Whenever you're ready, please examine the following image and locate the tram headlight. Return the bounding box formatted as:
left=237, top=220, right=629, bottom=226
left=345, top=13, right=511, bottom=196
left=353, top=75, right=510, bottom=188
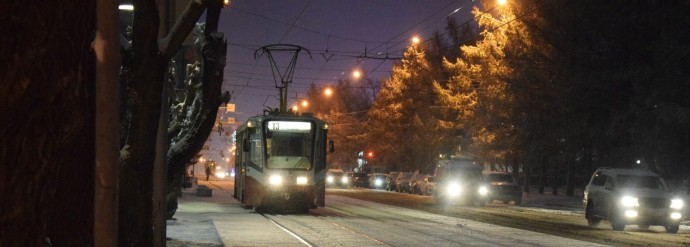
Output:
left=269, top=175, right=283, bottom=185
left=296, top=176, right=308, bottom=185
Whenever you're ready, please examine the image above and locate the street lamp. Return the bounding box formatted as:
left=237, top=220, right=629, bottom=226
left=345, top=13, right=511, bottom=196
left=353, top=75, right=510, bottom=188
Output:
left=497, top=0, right=507, bottom=6
left=324, top=87, right=333, bottom=96
left=301, top=100, right=308, bottom=108
left=411, top=36, right=421, bottom=45
left=118, top=4, right=134, bottom=11
left=352, top=70, right=361, bottom=79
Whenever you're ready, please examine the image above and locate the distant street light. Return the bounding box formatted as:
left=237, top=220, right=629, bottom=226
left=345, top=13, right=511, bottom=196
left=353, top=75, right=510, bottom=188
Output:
left=497, top=0, right=507, bottom=5
left=301, top=100, right=308, bottom=108
left=324, top=88, right=333, bottom=96
left=411, top=36, right=421, bottom=45
left=292, top=105, right=299, bottom=112
left=352, top=70, right=361, bottom=79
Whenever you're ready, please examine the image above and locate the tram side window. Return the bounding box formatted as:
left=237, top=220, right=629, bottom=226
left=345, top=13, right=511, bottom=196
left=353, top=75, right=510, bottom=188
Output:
left=250, top=137, right=263, bottom=167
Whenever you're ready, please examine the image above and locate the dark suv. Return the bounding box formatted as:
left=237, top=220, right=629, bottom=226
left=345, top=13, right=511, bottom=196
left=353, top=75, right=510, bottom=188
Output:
left=583, top=167, right=684, bottom=233
left=351, top=172, right=370, bottom=188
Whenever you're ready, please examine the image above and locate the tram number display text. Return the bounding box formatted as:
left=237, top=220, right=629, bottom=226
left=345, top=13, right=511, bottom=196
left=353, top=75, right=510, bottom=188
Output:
left=267, top=121, right=311, bottom=132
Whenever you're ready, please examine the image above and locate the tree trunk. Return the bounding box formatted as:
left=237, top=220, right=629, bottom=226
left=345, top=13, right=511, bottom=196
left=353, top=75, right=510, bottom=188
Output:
left=566, top=154, right=575, bottom=196
left=0, top=1, right=95, bottom=245
left=552, top=161, right=558, bottom=195
left=119, top=0, right=166, bottom=245
left=166, top=27, right=229, bottom=218
left=538, top=154, right=546, bottom=194
left=94, top=0, right=122, bottom=245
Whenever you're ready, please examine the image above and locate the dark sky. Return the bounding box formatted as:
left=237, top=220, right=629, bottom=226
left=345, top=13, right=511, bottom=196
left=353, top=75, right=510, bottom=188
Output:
left=218, top=0, right=476, bottom=123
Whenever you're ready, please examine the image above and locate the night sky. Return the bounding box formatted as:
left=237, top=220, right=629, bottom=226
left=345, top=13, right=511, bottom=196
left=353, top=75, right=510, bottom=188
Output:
left=217, top=0, right=476, bottom=123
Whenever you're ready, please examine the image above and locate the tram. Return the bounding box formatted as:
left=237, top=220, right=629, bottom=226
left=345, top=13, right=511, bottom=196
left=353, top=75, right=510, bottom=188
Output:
left=234, top=112, right=332, bottom=212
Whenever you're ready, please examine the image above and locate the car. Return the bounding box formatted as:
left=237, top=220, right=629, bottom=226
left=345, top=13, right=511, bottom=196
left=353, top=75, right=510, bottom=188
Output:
left=583, top=167, right=685, bottom=233
left=369, top=173, right=388, bottom=190
left=386, top=171, right=400, bottom=191
left=408, top=173, right=428, bottom=194
left=433, top=158, right=489, bottom=206
left=326, top=169, right=350, bottom=188
left=484, top=172, right=522, bottom=205
left=351, top=172, right=370, bottom=188
left=417, top=175, right=435, bottom=195
left=396, top=172, right=414, bottom=193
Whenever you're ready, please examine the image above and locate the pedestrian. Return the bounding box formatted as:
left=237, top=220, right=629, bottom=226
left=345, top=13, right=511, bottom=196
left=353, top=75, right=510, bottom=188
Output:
left=205, top=166, right=211, bottom=181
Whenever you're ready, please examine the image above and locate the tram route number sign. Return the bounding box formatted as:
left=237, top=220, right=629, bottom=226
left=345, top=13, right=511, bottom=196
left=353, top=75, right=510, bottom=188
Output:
left=267, top=121, right=311, bottom=132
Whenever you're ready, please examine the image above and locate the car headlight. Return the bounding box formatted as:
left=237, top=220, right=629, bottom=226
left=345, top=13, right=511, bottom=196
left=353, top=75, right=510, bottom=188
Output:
left=341, top=177, right=349, bottom=184
left=620, top=196, right=639, bottom=207
left=447, top=183, right=461, bottom=197
left=216, top=172, right=226, bottom=178
left=670, top=198, right=684, bottom=210
left=478, top=186, right=488, bottom=196
left=375, top=179, right=383, bottom=186
left=269, top=175, right=283, bottom=185
left=327, top=176, right=334, bottom=183
left=296, top=176, right=308, bottom=185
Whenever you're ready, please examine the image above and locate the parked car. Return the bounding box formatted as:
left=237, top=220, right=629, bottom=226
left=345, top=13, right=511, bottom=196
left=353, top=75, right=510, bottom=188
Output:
left=484, top=172, right=522, bottom=205
left=396, top=172, right=414, bottom=193
left=386, top=171, right=400, bottom=191
left=369, top=173, right=388, bottom=190
left=326, top=169, right=349, bottom=188
left=408, top=173, right=427, bottom=194
left=351, top=172, right=370, bottom=188
left=583, top=167, right=684, bottom=233
left=417, top=175, right=435, bottom=195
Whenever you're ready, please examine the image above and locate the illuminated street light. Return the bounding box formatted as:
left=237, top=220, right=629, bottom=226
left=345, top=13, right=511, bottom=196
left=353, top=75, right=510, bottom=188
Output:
left=352, top=70, right=361, bottom=79
left=118, top=4, right=134, bottom=11
left=292, top=105, right=299, bottom=112
left=223, top=0, right=230, bottom=6
left=497, top=0, right=507, bottom=5
left=301, top=100, right=308, bottom=108
left=324, top=88, right=333, bottom=96
left=411, top=36, right=421, bottom=44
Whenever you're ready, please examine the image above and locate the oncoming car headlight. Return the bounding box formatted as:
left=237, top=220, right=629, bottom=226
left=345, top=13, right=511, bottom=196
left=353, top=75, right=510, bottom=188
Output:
left=375, top=179, right=383, bottom=187
left=269, top=175, right=283, bottom=185
left=478, top=186, right=488, bottom=196
left=341, top=177, right=349, bottom=184
left=447, top=183, right=461, bottom=197
left=296, top=176, right=308, bottom=185
left=670, top=198, right=684, bottom=210
left=620, top=196, right=639, bottom=208
left=327, top=175, right=334, bottom=183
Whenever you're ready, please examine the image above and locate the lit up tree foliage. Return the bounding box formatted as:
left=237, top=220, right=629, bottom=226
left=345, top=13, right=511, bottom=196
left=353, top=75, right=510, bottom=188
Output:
left=368, top=46, right=444, bottom=173
left=305, top=80, right=370, bottom=170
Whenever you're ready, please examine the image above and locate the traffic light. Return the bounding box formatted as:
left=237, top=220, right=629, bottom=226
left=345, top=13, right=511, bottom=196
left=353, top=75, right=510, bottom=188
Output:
left=367, top=151, right=374, bottom=158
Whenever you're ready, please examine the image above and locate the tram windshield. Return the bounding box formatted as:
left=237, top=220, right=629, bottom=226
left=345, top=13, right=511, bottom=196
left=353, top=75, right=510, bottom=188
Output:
left=264, top=121, right=314, bottom=170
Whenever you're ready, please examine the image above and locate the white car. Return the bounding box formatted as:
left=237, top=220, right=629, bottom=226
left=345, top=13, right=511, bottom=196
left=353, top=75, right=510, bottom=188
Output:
left=416, top=175, right=435, bottom=195
left=583, top=167, right=684, bottom=233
